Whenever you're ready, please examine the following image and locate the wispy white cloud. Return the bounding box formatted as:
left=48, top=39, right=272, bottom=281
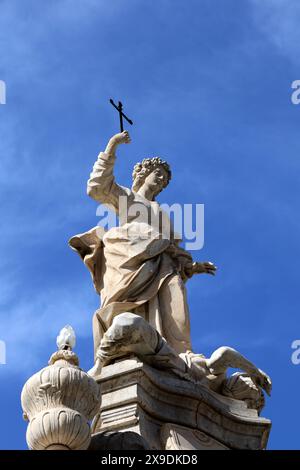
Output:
left=250, top=0, right=300, bottom=65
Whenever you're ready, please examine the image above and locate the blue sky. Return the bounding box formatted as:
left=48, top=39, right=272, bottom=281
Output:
left=0, top=0, right=299, bottom=449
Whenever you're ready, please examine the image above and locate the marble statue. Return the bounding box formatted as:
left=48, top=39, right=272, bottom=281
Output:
left=69, top=130, right=271, bottom=412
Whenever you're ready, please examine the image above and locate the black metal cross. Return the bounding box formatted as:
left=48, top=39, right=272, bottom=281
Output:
left=109, top=99, right=133, bottom=132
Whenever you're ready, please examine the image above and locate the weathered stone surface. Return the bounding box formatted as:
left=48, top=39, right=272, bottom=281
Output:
left=161, top=423, right=229, bottom=450
left=92, top=357, right=271, bottom=450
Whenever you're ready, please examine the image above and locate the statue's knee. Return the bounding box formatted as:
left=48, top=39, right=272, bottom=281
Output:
left=208, top=346, right=237, bottom=367
left=112, top=312, right=144, bottom=329
left=215, top=346, right=237, bottom=361
left=109, top=312, right=147, bottom=341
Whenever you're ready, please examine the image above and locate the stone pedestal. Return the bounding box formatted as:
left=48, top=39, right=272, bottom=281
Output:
left=91, top=356, right=271, bottom=450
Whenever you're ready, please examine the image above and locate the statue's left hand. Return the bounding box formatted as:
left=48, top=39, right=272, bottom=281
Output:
left=185, top=261, right=217, bottom=277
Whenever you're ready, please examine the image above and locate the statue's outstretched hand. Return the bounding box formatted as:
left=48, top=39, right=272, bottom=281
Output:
left=185, top=261, right=217, bottom=277
left=110, top=130, right=131, bottom=146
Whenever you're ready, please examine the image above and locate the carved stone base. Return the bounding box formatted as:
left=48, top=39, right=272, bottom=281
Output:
left=91, top=356, right=271, bottom=450
left=21, top=351, right=101, bottom=451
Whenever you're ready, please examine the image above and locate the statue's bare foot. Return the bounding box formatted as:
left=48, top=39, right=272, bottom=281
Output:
left=87, top=358, right=102, bottom=378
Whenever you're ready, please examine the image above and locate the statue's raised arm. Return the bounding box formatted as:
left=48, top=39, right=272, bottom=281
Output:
left=87, top=130, right=131, bottom=211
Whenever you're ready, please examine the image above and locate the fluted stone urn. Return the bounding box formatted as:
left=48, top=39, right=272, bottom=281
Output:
left=21, top=326, right=101, bottom=450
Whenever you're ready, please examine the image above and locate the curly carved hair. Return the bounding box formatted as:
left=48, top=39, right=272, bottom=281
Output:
left=132, top=157, right=172, bottom=192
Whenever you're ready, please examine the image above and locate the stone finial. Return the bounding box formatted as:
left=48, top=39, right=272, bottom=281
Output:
left=21, top=326, right=101, bottom=450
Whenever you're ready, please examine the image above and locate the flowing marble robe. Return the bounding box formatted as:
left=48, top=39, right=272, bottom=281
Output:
left=69, top=150, right=194, bottom=358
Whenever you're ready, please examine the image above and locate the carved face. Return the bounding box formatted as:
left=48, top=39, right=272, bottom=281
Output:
left=143, top=165, right=169, bottom=196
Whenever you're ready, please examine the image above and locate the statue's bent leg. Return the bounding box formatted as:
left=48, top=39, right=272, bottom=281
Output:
left=205, top=346, right=272, bottom=398
left=158, top=273, right=192, bottom=354
left=91, top=312, right=189, bottom=378
left=97, top=312, right=160, bottom=366
left=207, top=346, right=259, bottom=376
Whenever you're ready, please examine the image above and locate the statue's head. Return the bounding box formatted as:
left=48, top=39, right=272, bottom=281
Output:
left=132, top=157, right=171, bottom=196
